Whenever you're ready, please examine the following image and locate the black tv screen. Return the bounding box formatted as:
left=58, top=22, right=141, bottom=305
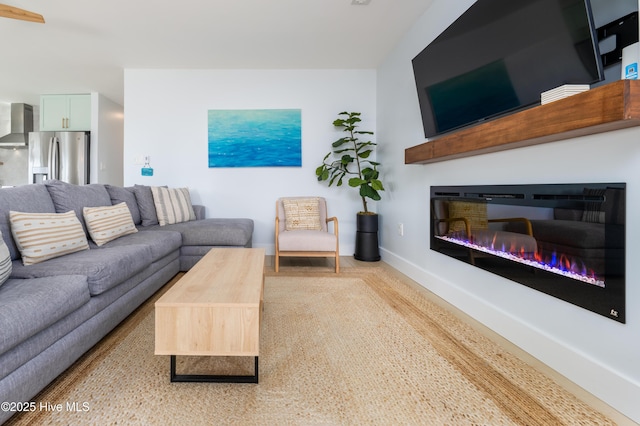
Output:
left=412, top=0, right=604, bottom=139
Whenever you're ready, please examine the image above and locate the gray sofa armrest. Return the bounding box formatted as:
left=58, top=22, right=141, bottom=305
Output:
left=192, top=205, right=205, bottom=220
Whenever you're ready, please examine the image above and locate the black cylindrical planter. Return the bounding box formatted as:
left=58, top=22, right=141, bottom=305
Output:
left=354, top=214, right=381, bottom=262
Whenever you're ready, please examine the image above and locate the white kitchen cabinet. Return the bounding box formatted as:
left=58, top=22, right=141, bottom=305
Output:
left=40, top=94, right=91, bottom=131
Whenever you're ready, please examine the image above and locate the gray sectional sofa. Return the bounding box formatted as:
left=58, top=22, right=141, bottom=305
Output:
left=0, top=180, right=253, bottom=424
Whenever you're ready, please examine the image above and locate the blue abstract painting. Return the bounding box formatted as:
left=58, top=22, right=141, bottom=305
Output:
left=208, top=109, right=302, bottom=167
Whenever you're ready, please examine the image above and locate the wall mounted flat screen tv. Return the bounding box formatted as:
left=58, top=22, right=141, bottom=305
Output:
left=412, top=0, right=604, bottom=139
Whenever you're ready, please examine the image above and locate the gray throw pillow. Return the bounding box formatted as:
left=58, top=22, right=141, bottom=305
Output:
left=0, top=184, right=56, bottom=260
left=105, top=185, right=141, bottom=225
left=44, top=180, right=112, bottom=232
left=132, top=184, right=160, bottom=227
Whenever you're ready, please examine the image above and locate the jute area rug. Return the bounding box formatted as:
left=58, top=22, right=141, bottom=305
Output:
left=7, top=266, right=614, bottom=425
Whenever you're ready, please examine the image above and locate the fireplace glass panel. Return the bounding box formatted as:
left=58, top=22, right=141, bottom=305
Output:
left=430, top=183, right=625, bottom=323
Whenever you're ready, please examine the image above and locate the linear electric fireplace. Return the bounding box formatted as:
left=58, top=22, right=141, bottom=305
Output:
left=431, top=183, right=625, bottom=322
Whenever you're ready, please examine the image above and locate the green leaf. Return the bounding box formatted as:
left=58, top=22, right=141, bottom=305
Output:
left=360, top=185, right=381, bottom=201
left=332, top=138, right=348, bottom=148
left=334, top=148, right=354, bottom=154
left=371, top=179, right=384, bottom=191
left=361, top=168, right=377, bottom=180
left=328, top=172, right=339, bottom=186
left=341, top=155, right=354, bottom=165
left=348, top=177, right=366, bottom=188
left=358, top=150, right=372, bottom=159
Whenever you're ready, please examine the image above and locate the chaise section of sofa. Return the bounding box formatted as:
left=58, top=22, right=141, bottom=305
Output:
left=0, top=181, right=253, bottom=424
left=107, top=183, right=253, bottom=270
left=142, top=218, right=254, bottom=270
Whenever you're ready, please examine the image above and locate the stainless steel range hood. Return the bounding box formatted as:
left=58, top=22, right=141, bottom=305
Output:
left=0, top=103, right=34, bottom=147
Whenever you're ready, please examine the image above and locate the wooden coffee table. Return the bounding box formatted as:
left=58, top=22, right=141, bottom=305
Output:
left=154, top=248, right=265, bottom=383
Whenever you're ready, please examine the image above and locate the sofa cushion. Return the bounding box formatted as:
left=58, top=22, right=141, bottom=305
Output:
left=143, top=218, right=254, bottom=247
left=45, top=180, right=112, bottom=233
left=132, top=184, right=160, bottom=227
left=0, top=184, right=56, bottom=260
left=9, top=211, right=90, bottom=265
left=98, top=229, right=182, bottom=262
left=0, top=233, right=10, bottom=287
left=278, top=229, right=336, bottom=251
left=0, top=275, right=90, bottom=355
left=9, top=245, right=153, bottom=296
left=83, top=202, right=138, bottom=246
left=105, top=185, right=141, bottom=225
left=151, top=186, right=196, bottom=226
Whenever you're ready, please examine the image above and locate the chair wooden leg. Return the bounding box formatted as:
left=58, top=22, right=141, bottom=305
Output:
left=335, top=254, right=340, bottom=273
left=275, top=251, right=280, bottom=272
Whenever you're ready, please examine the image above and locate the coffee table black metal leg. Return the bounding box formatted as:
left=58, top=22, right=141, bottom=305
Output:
left=170, top=355, right=258, bottom=383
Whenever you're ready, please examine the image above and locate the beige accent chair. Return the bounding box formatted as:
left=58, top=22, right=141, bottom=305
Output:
left=275, top=197, right=339, bottom=273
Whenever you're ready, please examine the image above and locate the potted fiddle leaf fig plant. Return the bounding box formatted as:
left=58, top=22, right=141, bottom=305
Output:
left=316, top=111, right=384, bottom=261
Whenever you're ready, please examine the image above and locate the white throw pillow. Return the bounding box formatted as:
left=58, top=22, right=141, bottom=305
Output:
left=0, top=231, right=11, bottom=287
left=151, top=187, right=196, bottom=226
left=83, top=202, right=138, bottom=246
left=10, top=210, right=89, bottom=265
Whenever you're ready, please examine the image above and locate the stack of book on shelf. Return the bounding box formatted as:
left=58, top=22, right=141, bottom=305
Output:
left=541, top=84, right=590, bottom=105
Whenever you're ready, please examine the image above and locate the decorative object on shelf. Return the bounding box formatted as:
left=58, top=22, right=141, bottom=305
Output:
left=621, top=42, right=640, bottom=79
left=316, top=111, right=384, bottom=261
left=540, top=84, right=590, bottom=105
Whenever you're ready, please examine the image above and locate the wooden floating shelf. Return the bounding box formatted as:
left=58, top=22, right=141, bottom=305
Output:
left=405, top=79, right=640, bottom=164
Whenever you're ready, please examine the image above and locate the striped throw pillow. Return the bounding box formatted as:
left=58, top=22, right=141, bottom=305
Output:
left=151, top=187, right=196, bottom=226
left=9, top=210, right=89, bottom=265
left=0, top=231, right=11, bottom=287
left=83, top=202, right=138, bottom=246
left=283, top=198, right=322, bottom=231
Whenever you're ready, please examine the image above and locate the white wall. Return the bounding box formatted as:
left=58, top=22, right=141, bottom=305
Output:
left=91, top=93, right=124, bottom=185
left=377, top=0, right=640, bottom=422
left=123, top=69, right=376, bottom=254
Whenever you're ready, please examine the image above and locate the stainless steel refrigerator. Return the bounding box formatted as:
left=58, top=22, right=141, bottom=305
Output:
left=28, top=132, right=90, bottom=185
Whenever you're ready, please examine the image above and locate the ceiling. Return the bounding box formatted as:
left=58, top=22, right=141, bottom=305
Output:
left=0, top=0, right=434, bottom=107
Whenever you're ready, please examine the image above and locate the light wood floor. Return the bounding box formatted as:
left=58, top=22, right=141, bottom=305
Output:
left=265, top=253, right=362, bottom=272
left=265, top=255, right=637, bottom=425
